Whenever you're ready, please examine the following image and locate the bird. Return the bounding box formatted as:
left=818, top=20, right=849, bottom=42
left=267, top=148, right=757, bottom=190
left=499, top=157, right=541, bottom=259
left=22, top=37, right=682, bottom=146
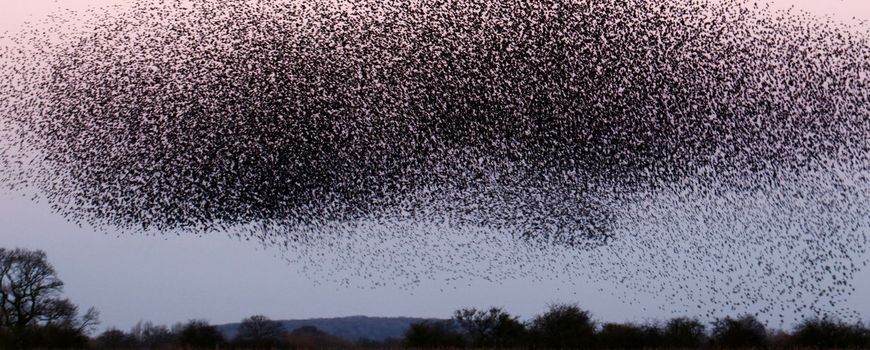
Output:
left=0, top=0, right=868, bottom=323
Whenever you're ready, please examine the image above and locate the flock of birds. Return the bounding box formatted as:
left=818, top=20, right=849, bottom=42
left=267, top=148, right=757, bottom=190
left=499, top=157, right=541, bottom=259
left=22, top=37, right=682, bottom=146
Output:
left=0, top=0, right=868, bottom=323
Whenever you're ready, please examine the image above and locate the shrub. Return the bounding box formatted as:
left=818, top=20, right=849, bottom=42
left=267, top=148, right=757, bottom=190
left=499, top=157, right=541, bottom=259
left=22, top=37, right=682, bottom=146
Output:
left=176, top=319, right=225, bottom=348
left=598, top=322, right=659, bottom=349
left=233, top=315, right=286, bottom=349
left=404, top=321, right=465, bottom=348
left=130, top=321, right=175, bottom=349
left=792, top=318, right=870, bottom=348
left=285, top=325, right=352, bottom=349
left=662, top=317, right=706, bottom=348
left=97, top=328, right=138, bottom=349
left=711, top=315, right=767, bottom=348
left=529, top=303, right=596, bottom=349
left=453, top=307, right=527, bottom=348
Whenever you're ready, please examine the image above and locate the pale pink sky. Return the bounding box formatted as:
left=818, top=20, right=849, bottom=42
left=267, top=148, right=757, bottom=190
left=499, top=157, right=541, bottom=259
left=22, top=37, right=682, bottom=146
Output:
left=1, top=0, right=869, bottom=45
left=1, top=0, right=869, bottom=27
left=1, top=0, right=869, bottom=333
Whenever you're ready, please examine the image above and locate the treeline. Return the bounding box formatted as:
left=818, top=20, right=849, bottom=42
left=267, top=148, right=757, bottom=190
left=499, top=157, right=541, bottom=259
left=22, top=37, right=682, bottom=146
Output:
left=92, top=317, right=362, bottom=349
left=405, top=304, right=870, bottom=349
left=4, top=247, right=870, bottom=349
left=85, top=305, right=870, bottom=349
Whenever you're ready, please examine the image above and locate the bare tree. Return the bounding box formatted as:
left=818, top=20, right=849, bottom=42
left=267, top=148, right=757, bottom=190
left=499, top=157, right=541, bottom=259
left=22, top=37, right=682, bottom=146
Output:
left=97, top=328, right=137, bottom=349
left=130, top=320, right=174, bottom=349
left=177, top=319, right=225, bottom=348
left=234, top=315, right=286, bottom=348
left=0, top=248, right=99, bottom=334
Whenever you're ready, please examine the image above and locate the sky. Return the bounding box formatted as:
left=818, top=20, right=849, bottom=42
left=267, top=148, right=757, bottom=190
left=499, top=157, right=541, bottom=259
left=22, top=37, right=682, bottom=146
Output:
left=1, top=0, right=870, bottom=333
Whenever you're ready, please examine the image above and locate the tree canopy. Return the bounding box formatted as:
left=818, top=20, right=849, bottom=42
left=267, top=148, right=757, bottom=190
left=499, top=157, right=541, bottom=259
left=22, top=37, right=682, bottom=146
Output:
left=0, top=248, right=99, bottom=349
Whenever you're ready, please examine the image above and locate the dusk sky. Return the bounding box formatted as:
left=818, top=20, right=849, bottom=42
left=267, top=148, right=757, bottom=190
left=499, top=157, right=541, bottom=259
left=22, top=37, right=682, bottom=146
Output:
left=2, top=0, right=870, bottom=334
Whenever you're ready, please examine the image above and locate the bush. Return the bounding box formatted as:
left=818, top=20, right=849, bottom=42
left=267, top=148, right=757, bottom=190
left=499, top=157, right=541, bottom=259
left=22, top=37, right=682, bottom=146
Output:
left=529, top=303, right=596, bottom=349
left=97, top=328, right=138, bottom=349
left=598, top=322, right=659, bottom=349
left=767, top=329, right=793, bottom=348
left=233, top=315, right=286, bottom=349
left=130, top=321, right=175, bottom=349
left=453, top=307, right=527, bottom=348
left=662, top=317, right=706, bottom=348
left=176, top=319, right=225, bottom=348
left=1, top=325, right=90, bottom=349
left=792, top=318, right=870, bottom=348
left=711, top=314, right=767, bottom=348
left=404, top=321, right=465, bottom=348
left=285, top=325, right=352, bottom=349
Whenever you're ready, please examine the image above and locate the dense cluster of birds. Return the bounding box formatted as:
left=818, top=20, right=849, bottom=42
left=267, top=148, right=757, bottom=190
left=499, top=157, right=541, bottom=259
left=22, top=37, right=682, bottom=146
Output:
left=0, top=0, right=868, bottom=323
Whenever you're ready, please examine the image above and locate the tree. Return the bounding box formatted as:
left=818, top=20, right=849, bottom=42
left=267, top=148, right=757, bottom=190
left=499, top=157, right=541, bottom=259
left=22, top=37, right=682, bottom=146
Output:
left=130, top=321, right=174, bottom=349
left=453, top=307, right=527, bottom=348
left=233, top=315, right=286, bottom=349
left=12, top=324, right=90, bottom=349
left=42, top=298, right=100, bottom=334
left=598, top=322, right=656, bottom=349
left=1, top=248, right=63, bottom=329
left=529, top=303, right=596, bottom=349
left=489, top=312, right=528, bottom=348
left=792, top=318, right=870, bottom=348
left=285, top=326, right=352, bottom=349
left=97, top=328, right=137, bottom=349
left=404, top=320, right=465, bottom=348
left=176, top=319, right=225, bottom=348
left=662, top=317, right=706, bottom=348
left=0, top=248, right=99, bottom=348
left=710, top=314, right=767, bottom=348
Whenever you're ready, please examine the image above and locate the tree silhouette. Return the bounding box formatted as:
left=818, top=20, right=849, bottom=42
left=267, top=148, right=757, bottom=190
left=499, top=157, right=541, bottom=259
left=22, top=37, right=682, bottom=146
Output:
left=711, top=314, right=767, bottom=348
left=0, top=247, right=99, bottom=349
left=529, top=303, right=596, bottom=349
left=285, top=325, right=352, bottom=349
left=598, top=322, right=659, bottom=349
left=130, top=321, right=174, bottom=349
left=792, top=318, right=870, bottom=348
left=403, top=321, right=465, bottom=348
left=662, top=317, right=706, bottom=348
left=96, top=328, right=137, bottom=349
left=176, top=319, right=224, bottom=348
left=2, top=248, right=63, bottom=329
left=453, top=307, right=526, bottom=348
left=233, top=315, right=286, bottom=349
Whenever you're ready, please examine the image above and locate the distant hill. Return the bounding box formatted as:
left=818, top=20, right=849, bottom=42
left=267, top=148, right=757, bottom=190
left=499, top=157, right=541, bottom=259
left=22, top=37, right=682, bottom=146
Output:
left=216, top=316, right=444, bottom=342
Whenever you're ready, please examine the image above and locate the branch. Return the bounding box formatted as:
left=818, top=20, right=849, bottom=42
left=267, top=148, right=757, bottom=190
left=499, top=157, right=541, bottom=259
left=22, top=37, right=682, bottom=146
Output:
left=77, top=306, right=100, bottom=335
